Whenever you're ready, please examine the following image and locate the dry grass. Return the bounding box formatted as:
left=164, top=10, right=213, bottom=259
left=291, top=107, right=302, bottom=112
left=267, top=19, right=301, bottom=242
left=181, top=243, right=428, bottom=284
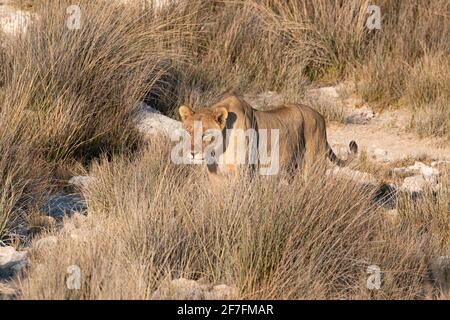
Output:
left=409, top=99, right=450, bottom=140
left=0, top=0, right=190, bottom=237
left=405, top=53, right=450, bottom=138
left=8, top=0, right=35, bottom=11
left=0, top=0, right=448, bottom=299
left=303, top=96, right=346, bottom=123
left=356, top=0, right=449, bottom=108
left=16, top=140, right=448, bottom=299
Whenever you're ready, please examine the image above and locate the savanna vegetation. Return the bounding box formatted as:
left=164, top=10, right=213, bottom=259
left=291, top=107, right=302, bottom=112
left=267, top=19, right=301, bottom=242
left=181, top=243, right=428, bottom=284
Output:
left=0, top=0, right=448, bottom=299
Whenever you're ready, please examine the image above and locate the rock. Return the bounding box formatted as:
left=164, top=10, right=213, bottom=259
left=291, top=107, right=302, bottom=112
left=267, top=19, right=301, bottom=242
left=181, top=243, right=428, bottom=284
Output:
left=33, top=236, right=58, bottom=251
left=400, top=175, right=438, bottom=194
left=42, top=193, right=87, bottom=219
left=68, top=176, right=95, bottom=190
left=326, top=167, right=378, bottom=186
left=345, top=107, right=375, bottom=124
left=0, top=246, right=27, bottom=279
left=429, top=256, right=450, bottom=294
left=391, top=167, right=409, bottom=176
left=431, top=160, right=450, bottom=169
left=136, top=102, right=181, bottom=138
left=151, top=278, right=205, bottom=300
left=393, top=161, right=439, bottom=178
left=243, top=91, right=284, bottom=110
left=204, top=284, right=238, bottom=300
left=151, top=278, right=237, bottom=300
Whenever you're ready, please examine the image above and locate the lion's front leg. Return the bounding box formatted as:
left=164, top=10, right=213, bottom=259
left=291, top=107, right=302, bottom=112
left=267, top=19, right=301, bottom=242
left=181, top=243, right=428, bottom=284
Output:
left=206, top=162, right=240, bottom=195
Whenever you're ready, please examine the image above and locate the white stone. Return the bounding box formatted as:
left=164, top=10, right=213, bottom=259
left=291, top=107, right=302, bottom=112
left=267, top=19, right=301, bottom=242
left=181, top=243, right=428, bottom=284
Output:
left=431, top=160, right=450, bottom=168
left=136, top=102, right=181, bottom=138
left=204, top=284, right=238, bottom=300
left=0, top=246, right=27, bottom=278
left=400, top=175, right=438, bottom=194
left=151, top=278, right=237, bottom=300
left=429, top=256, right=450, bottom=293
left=151, top=278, right=205, bottom=300
left=0, top=282, right=17, bottom=300
left=393, top=161, right=439, bottom=179
left=42, top=193, right=87, bottom=219
left=345, top=107, right=375, bottom=124
left=326, top=167, right=378, bottom=186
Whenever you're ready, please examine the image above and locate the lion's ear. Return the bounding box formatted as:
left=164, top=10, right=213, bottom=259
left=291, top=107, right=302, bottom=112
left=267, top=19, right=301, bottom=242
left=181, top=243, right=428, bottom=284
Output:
left=213, top=106, right=228, bottom=129
left=179, top=105, right=194, bottom=121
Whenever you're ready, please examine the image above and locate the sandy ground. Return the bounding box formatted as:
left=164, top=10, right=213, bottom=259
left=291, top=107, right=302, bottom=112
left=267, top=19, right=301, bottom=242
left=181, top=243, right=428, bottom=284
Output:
left=328, top=109, right=450, bottom=162
left=245, top=87, right=449, bottom=163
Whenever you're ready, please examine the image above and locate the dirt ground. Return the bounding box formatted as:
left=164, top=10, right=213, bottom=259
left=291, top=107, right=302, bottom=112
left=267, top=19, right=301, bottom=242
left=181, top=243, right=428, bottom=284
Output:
left=245, top=86, right=450, bottom=164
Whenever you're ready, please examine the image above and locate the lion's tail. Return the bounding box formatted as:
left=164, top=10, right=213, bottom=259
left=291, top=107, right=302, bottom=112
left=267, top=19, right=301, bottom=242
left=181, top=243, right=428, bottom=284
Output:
left=326, top=140, right=358, bottom=167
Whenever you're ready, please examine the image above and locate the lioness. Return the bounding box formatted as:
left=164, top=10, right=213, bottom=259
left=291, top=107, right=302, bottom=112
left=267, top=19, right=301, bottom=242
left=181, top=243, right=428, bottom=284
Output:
left=178, top=95, right=357, bottom=185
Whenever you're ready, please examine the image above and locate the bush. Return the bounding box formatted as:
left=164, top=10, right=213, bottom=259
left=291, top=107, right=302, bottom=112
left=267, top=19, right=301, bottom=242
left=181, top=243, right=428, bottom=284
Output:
left=18, top=140, right=448, bottom=299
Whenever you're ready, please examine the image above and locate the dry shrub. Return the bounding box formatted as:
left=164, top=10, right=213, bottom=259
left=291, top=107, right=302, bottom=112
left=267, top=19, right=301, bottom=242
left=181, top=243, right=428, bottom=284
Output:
left=1, top=0, right=188, bottom=163
left=1, top=0, right=448, bottom=298
left=356, top=0, right=449, bottom=108
left=9, top=0, right=39, bottom=11
left=408, top=98, right=450, bottom=139
left=164, top=0, right=372, bottom=110
left=17, top=140, right=447, bottom=299
left=404, top=53, right=450, bottom=108
left=0, top=145, right=49, bottom=241
left=161, top=0, right=448, bottom=116
left=404, top=53, right=450, bottom=138
left=0, top=0, right=191, bottom=239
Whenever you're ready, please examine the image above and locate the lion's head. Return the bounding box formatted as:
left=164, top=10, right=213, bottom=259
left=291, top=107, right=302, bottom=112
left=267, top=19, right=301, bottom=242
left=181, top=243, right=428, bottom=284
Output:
left=178, top=105, right=228, bottom=162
